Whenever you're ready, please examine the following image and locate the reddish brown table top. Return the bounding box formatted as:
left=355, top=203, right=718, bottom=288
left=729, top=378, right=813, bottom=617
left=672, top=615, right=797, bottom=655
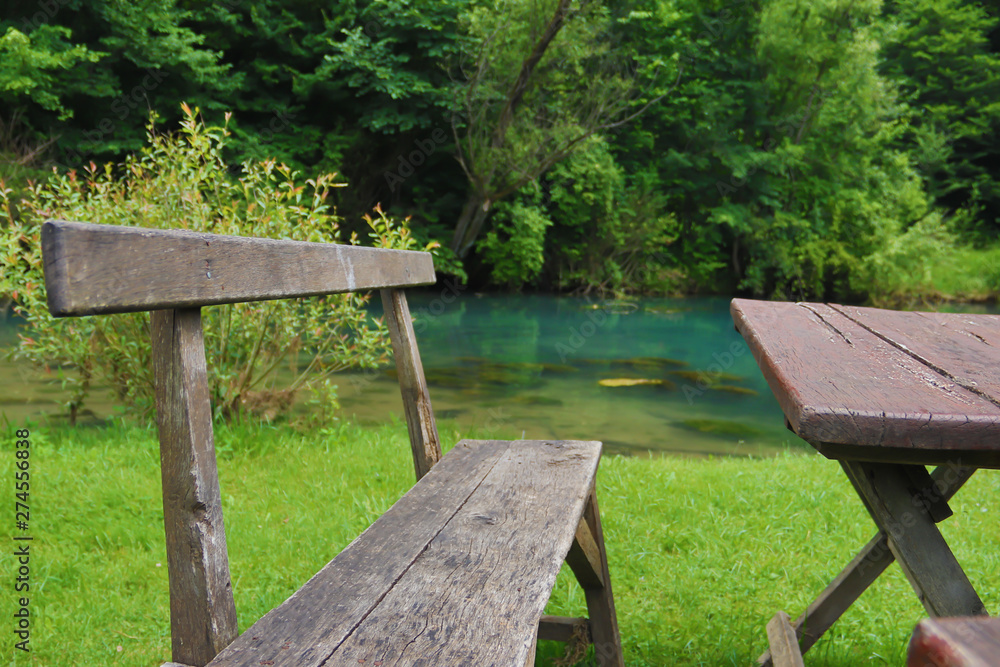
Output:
left=731, top=299, right=1000, bottom=466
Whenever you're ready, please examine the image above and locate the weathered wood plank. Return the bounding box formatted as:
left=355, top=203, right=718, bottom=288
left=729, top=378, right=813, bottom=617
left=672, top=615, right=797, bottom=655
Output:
left=381, top=288, right=441, bottom=480
left=908, top=617, right=1000, bottom=667
left=42, top=220, right=436, bottom=316
left=207, top=440, right=509, bottom=667
left=566, top=512, right=605, bottom=589
left=329, top=440, right=602, bottom=666
left=151, top=309, right=238, bottom=666
left=841, top=461, right=986, bottom=618
left=766, top=611, right=804, bottom=667
left=758, top=463, right=976, bottom=666
left=538, top=616, right=591, bottom=643
left=834, top=304, right=1000, bottom=407
left=579, top=487, right=625, bottom=667
left=731, top=299, right=1000, bottom=459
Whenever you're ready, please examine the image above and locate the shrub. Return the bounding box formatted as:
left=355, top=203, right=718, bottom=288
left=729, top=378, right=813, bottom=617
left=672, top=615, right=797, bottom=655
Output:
left=0, top=105, right=436, bottom=423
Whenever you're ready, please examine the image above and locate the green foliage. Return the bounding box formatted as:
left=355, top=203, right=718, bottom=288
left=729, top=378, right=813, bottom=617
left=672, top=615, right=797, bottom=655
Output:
left=0, top=25, right=102, bottom=119
left=880, top=0, right=1000, bottom=238
left=0, top=107, right=422, bottom=423
left=1, top=0, right=999, bottom=301
left=478, top=199, right=552, bottom=290
left=2, top=0, right=237, bottom=160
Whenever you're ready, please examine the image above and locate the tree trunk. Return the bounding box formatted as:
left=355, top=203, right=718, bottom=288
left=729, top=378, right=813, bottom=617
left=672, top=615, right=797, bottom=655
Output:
left=451, top=192, right=491, bottom=258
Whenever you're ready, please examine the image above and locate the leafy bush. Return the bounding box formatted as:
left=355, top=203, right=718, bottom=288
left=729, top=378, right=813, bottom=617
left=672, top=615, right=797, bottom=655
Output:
left=0, top=106, right=435, bottom=423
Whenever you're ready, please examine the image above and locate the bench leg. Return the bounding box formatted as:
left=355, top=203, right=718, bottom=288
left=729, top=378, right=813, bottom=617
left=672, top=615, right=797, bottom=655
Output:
left=566, top=487, right=623, bottom=667
left=841, top=461, right=986, bottom=617
left=766, top=611, right=804, bottom=667
left=152, top=309, right=239, bottom=665
left=757, top=463, right=976, bottom=666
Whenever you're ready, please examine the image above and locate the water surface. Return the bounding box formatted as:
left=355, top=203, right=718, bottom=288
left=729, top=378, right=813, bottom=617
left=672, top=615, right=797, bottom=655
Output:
left=338, top=294, right=795, bottom=457
left=6, top=295, right=996, bottom=457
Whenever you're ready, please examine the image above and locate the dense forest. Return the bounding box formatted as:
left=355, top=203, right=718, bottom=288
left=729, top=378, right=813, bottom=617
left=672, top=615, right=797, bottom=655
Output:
left=2, top=0, right=1000, bottom=302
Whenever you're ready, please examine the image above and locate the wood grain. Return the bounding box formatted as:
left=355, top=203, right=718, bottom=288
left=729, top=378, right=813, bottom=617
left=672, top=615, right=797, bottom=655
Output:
left=766, top=611, right=804, bottom=667
left=151, top=309, right=238, bottom=665
left=330, top=440, right=602, bottom=666
left=381, top=288, right=441, bottom=480
left=579, top=486, right=625, bottom=667
left=834, top=305, right=1000, bottom=407
left=566, top=513, right=605, bottom=589
left=841, top=461, right=986, bottom=618
left=42, top=220, right=435, bottom=316
left=538, top=616, right=591, bottom=643
left=908, top=617, right=1000, bottom=667
left=731, top=299, right=1000, bottom=461
left=207, top=440, right=508, bottom=667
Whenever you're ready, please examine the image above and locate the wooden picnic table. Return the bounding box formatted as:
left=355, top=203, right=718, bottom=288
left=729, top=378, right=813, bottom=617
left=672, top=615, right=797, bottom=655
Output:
left=730, top=299, right=998, bottom=665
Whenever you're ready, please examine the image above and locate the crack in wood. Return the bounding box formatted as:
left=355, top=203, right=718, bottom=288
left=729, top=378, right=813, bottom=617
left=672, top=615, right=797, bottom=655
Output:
left=830, top=304, right=1000, bottom=410
left=797, top=303, right=854, bottom=347
left=315, top=444, right=509, bottom=665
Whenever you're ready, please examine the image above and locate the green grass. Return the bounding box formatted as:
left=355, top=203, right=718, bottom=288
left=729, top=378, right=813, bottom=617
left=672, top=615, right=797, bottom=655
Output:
left=872, top=243, right=1000, bottom=307
left=2, top=419, right=998, bottom=666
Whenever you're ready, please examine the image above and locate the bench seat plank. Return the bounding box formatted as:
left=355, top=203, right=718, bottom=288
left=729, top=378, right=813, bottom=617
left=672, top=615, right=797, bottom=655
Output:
left=207, top=440, right=505, bottom=666
left=42, top=221, right=435, bottom=316
left=908, top=617, right=1000, bottom=667
left=209, top=439, right=601, bottom=667
left=333, top=439, right=601, bottom=666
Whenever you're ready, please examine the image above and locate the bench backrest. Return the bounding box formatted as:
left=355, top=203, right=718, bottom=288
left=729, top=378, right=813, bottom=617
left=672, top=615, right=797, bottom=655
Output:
left=41, top=220, right=443, bottom=665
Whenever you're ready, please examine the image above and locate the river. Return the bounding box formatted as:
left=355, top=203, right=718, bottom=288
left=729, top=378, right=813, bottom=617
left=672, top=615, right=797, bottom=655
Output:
left=4, top=294, right=996, bottom=457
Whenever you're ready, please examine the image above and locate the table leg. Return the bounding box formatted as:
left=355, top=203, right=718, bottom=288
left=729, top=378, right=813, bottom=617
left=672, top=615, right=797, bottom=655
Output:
left=841, top=460, right=986, bottom=618
left=757, top=463, right=976, bottom=667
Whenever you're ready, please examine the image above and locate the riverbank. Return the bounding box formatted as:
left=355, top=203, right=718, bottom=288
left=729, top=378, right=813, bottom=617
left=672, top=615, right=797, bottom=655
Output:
left=2, top=419, right=997, bottom=666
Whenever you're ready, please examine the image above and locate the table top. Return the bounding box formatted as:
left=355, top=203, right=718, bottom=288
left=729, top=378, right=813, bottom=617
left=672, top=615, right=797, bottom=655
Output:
left=731, top=299, right=1000, bottom=466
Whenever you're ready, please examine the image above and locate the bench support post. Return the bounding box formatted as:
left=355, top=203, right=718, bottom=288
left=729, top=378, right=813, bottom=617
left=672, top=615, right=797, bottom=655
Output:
left=841, top=461, right=986, bottom=618
left=566, top=486, right=623, bottom=667
left=381, top=289, right=441, bottom=480
left=152, top=308, right=238, bottom=665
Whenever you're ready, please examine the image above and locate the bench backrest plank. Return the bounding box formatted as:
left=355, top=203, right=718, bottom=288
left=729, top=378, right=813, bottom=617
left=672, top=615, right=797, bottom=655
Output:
left=42, top=220, right=436, bottom=316
left=40, top=221, right=442, bottom=665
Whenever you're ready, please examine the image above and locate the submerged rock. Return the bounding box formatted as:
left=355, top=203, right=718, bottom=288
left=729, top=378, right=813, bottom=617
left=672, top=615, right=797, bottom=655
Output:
left=678, top=418, right=763, bottom=437
left=669, top=370, right=745, bottom=384
left=711, top=385, right=759, bottom=396
left=599, top=378, right=664, bottom=387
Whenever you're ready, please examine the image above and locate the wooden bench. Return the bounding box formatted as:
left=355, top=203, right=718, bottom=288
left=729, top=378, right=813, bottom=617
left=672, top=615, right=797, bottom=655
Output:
left=41, top=220, right=623, bottom=667
left=908, top=617, right=1000, bottom=667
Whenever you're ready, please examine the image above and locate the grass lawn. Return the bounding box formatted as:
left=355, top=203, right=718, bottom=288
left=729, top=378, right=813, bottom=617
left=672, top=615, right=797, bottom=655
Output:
left=2, top=418, right=998, bottom=666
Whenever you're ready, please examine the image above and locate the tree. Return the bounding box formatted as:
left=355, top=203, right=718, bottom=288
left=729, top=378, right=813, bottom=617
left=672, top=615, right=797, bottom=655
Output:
left=1, top=0, right=236, bottom=162
left=448, top=0, right=676, bottom=257
left=879, top=0, right=1000, bottom=238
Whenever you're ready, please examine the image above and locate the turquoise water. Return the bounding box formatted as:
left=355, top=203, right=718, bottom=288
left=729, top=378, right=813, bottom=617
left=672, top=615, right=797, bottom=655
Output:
left=7, top=295, right=996, bottom=457
left=336, top=293, right=797, bottom=457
